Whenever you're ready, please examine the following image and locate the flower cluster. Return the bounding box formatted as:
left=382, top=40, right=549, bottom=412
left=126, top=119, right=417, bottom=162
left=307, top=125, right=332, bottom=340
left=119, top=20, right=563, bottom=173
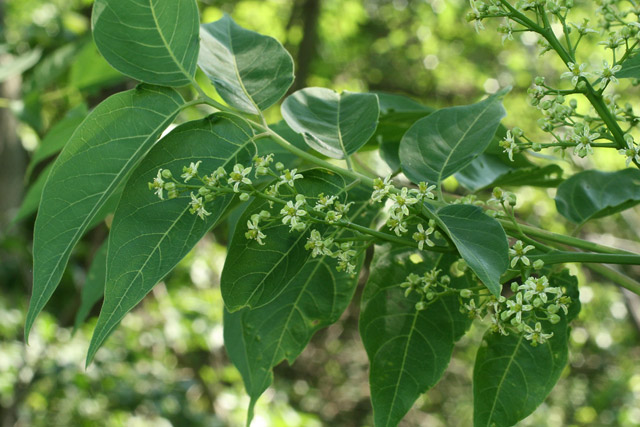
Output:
left=148, top=154, right=372, bottom=276
left=370, top=175, right=441, bottom=249
left=460, top=275, right=572, bottom=346
left=468, top=0, right=640, bottom=166
left=399, top=268, right=454, bottom=311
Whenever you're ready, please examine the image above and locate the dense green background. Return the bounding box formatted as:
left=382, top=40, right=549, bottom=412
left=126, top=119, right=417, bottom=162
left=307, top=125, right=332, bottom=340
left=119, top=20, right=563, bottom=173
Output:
left=1, top=0, right=639, bottom=426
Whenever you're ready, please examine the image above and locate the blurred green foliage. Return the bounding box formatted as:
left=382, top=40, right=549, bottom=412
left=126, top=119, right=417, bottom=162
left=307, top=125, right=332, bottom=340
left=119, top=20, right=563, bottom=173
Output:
left=1, top=0, right=639, bottom=426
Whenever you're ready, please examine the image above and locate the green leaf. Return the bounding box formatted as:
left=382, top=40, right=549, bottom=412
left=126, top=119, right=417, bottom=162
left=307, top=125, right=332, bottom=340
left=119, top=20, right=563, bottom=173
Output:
left=456, top=154, right=563, bottom=192
left=360, top=245, right=472, bottom=427
left=25, top=104, right=88, bottom=180
left=473, top=271, right=579, bottom=427
left=199, top=15, right=295, bottom=114
left=616, top=53, right=640, bottom=79
left=92, top=0, right=200, bottom=86
left=224, top=182, right=373, bottom=419
left=74, top=241, right=108, bottom=331
left=399, top=92, right=506, bottom=185
left=13, top=163, right=53, bottom=224
left=86, top=113, right=255, bottom=364
left=375, top=93, right=433, bottom=171
left=555, top=169, right=640, bottom=224
left=281, top=87, right=380, bottom=159
left=221, top=169, right=352, bottom=312
left=69, top=41, right=124, bottom=91
left=436, top=204, right=509, bottom=296
left=27, top=85, right=186, bottom=340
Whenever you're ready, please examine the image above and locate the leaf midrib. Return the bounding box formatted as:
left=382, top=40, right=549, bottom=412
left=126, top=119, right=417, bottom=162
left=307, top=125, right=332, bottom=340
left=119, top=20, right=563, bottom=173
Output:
left=436, top=100, right=495, bottom=185
left=28, top=98, right=182, bottom=335
left=485, top=334, right=524, bottom=425
left=148, top=0, right=193, bottom=83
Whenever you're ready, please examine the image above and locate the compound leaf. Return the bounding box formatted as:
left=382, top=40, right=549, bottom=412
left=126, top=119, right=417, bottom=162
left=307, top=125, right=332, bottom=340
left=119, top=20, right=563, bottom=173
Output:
left=86, top=113, right=255, bottom=363
left=360, top=245, right=472, bottom=427
left=92, top=0, right=199, bottom=86
left=199, top=15, right=295, bottom=114
left=281, top=87, right=380, bottom=159
left=27, top=85, right=185, bottom=340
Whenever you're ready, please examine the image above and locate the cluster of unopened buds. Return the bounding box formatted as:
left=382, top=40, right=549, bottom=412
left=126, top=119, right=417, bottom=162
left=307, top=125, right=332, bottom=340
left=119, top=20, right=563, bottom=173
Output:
left=400, top=268, right=455, bottom=311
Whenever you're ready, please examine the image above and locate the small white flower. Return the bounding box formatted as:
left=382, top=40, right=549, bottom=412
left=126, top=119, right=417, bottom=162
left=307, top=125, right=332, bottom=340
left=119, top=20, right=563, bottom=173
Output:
left=524, top=322, right=554, bottom=346
left=149, top=169, right=165, bottom=199
left=245, top=218, right=266, bottom=245
left=600, top=60, right=621, bottom=87
left=572, top=126, right=599, bottom=158
left=411, top=182, right=436, bottom=201
left=412, top=223, right=435, bottom=250
left=561, top=62, right=590, bottom=86
left=500, top=130, right=518, bottom=161
left=518, top=276, right=560, bottom=304
left=509, top=240, right=535, bottom=268
left=389, top=187, right=419, bottom=216
left=277, top=168, right=303, bottom=189
left=504, top=292, right=533, bottom=324
left=280, top=200, right=307, bottom=231
left=305, top=229, right=334, bottom=257
left=228, top=164, right=252, bottom=192
left=386, top=212, right=408, bottom=236
left=189, top=192, right=211, bottom=220
left=314, top=193, right=337, bottom=211
left=619, top=136, right=640, bottom=166
left=371, top=175, right=393, bottom=202
left=181, top=161, right=202, bottom=182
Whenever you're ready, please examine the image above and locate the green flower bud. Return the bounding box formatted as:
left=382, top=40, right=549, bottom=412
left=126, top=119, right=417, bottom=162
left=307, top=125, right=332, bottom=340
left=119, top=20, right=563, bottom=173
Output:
left=549, top=314, right=561, bottom=324
left=534, top=76, right=545, bottom=86
left=275, top=162, right=285, bottom=171
left=547, top=304, right=559, bottom=314
left=533, top=259, right=545, bottom=269
left=576, top=81, right=587, bottom=91
left=511, top=282, right=519, bottom=293
left=415, top=301, right=427, bottom=311
left=512, top=127, right=524, bottom=137
left=460, top=289, right=473, bottom=298
left=198, top=187, right=210, bottom=196
left=259, top=210, right=271, bottom=220
left=532, top=143, right=542, bottom=152
left=239, top=193, right=250, bottom=201
left=161, top=169, right=173, bottom=179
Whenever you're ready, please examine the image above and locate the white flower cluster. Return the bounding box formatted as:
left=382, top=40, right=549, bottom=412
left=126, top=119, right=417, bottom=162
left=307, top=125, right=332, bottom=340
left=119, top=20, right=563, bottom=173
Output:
left=460, top=275, right=571, bottom=346
left=370, top=175, right=440, bottom=249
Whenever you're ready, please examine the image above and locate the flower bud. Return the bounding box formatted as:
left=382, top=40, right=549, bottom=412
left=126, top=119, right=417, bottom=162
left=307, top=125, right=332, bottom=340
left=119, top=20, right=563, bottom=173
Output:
left=415, top=301, right=427, bottom=311
left=239, top=193, right=250, bottom=201
left=259, top=210, right=271, bottom=220
left=460, top=289, right=473, bottom=298
left=549, top=314, right=561, bottom=324
left=275, top=162, right=285, bottom=171
left=161, top=169, right=173, bottom=179
left=533, top=259, right=545, bottom=269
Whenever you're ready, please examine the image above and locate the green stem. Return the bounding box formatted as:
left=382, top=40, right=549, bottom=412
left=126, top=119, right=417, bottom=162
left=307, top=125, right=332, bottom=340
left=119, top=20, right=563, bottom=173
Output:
left=499, top=220, right=637, bottom=255
left=531, top=252, right=640, bottom=265
left=586, top=263, right=640, bottom=296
